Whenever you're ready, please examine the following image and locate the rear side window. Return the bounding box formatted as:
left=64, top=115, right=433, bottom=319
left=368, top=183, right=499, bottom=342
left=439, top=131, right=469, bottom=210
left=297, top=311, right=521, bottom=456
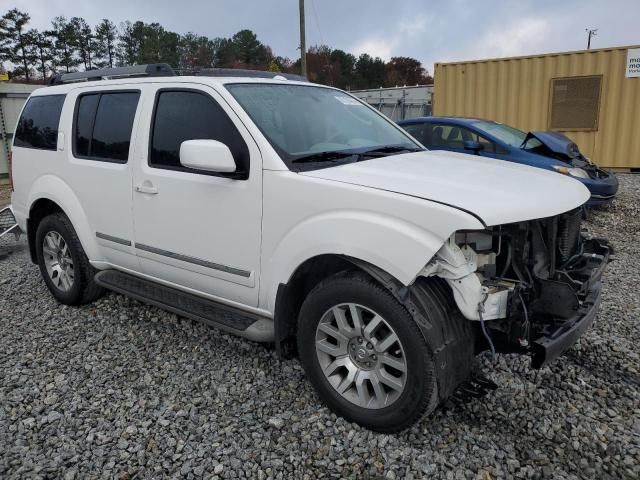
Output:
left=14, top=95, right=65, bottom=150
left=74, top=91, right=140, bottom=163
left=149, top=90, right=249, bottom=178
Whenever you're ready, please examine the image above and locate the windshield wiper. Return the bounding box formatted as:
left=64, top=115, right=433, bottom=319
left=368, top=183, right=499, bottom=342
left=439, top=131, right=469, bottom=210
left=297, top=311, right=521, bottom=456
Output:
left=291, top=150, right=358, bottom=164
left=358, top=145, right=423, bottom=157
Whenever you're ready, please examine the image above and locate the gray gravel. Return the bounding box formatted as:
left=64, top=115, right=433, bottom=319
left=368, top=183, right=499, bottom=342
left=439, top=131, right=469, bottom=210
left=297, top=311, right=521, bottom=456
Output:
left=1, top=175, right=639, bottom=479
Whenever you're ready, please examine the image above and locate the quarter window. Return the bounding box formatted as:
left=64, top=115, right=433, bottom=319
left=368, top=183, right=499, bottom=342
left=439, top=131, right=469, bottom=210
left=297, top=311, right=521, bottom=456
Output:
left=73, top=91, right=140, bottom=162
left=149, top=90, right=249, bottom=177
left=14, top=95, right=65, bottom=150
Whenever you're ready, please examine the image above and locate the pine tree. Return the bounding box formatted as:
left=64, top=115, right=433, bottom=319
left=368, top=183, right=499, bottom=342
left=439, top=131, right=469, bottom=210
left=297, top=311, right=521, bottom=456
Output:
left=30, top=30, right=55, bottom=79
left=71, top=17, right=93, bottom=70
left=51, top=16, right=79, bottom=73
left=94, top=19, right=117, bottom=68
left=0, top=8, right=33, bottom=81
left=117, top=21, right=144, bottom=66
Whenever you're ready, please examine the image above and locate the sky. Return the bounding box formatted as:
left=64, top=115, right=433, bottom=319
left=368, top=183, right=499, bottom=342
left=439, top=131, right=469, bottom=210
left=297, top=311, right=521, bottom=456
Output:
left=10, top=0, right=640, bottom=74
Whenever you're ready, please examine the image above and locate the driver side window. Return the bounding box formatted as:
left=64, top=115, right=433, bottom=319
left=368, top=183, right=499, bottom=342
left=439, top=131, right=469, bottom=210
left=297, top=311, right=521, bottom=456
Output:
left=430, top=124, right=497, bottom=153
left=149, top=89, right=250, bottom=177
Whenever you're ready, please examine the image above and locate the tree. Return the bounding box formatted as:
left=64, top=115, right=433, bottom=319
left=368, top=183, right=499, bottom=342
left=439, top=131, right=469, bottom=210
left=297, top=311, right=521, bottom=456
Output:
left=179, top=32, right=217, bottom=70
left=0, top=8, right=33, bottom=81
left=51, top=16, right=79, bottom=73
left=117, top=21, right=143, bottom=66
left=136, top=23, right=179, bottom=66
left=70, top=17, right=94, bottom=70
left=94, top=19, right=117, bottom=68
left=329, top=49, right=356, bottom=89
left=229, top=29, right=271, bottom=68
left=353, top=53, right=385, bottom=89
left=384, top=56, right=431, bottom=87
left=29, top=30, right=55, bottom=79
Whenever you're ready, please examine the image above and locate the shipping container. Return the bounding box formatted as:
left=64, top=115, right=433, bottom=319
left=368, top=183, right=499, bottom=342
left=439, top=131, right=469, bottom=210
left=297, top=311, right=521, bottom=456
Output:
left=434, top=45, right=640, bottom=169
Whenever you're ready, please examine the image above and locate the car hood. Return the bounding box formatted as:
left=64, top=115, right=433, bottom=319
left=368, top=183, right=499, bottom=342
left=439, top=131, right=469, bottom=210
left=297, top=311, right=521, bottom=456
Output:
left=524, top=131, right=582, bottom=160
left=300, top=150, right=590, bottom=226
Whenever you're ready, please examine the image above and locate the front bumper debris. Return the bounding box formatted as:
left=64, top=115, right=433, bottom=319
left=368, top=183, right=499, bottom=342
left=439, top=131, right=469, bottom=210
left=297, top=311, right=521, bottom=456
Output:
left=530, top=239, right=610, bottom=369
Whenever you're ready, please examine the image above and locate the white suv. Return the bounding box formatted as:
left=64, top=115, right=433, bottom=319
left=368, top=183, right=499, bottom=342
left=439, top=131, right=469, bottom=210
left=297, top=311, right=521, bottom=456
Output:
left=10, top=64, right=610, bottom=432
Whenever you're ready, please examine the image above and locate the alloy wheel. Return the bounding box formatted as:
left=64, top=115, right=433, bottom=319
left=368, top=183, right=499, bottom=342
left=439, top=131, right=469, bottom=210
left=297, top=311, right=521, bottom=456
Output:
left=314, top=303, right=407, bottom=409
left=42, top=231, right=75, bottom=292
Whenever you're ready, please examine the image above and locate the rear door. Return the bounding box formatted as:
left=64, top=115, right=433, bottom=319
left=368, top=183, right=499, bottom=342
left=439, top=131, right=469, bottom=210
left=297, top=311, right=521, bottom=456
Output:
left=64, top=86, right=142, bottom=270
left=130, top=83, right=263, bottom=307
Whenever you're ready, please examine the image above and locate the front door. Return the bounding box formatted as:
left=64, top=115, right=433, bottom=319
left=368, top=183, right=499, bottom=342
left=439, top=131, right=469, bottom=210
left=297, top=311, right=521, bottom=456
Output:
left=131, top=84, right=262, bottom=307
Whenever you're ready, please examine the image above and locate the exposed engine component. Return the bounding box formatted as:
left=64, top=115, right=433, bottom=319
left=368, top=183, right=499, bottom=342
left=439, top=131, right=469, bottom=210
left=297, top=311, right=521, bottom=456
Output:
left=422, top=208, right=611, bottom=368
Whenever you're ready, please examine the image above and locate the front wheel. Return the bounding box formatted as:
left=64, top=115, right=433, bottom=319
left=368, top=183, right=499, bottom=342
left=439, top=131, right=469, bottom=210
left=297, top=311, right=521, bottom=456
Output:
left=297, top=272, right=440, bottom=432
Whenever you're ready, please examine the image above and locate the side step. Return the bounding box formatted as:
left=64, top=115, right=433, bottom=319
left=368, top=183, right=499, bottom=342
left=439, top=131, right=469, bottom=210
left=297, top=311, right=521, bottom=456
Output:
left=0, top=206, right=21, bottom=240
left=94, top=270, right=274, bottom=342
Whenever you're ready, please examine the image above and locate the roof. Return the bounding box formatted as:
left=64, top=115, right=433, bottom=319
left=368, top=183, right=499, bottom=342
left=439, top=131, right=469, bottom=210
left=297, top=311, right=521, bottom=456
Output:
left=397, top=116, right=488, bottom=125
left=32, top=75, right=317, bottom=96
left=435, top=44, right=640, bottom=67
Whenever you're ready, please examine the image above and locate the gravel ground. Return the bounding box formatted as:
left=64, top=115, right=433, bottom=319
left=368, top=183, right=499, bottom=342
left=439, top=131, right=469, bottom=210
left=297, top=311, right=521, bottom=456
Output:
left=0, top=182, right=10, bottom=208
left=1, top=175, right=639, bottom=479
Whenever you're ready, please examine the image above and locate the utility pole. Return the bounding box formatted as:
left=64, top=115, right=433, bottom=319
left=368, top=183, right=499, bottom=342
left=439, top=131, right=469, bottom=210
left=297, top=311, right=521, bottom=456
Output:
left=586, top=28, right=598, bottom=49
left=299, top=0, right=307, bottom=77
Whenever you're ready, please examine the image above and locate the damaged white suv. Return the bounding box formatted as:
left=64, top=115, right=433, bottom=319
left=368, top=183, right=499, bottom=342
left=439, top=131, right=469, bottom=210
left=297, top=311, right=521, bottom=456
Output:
left=10, top=65, right=610, bottom=432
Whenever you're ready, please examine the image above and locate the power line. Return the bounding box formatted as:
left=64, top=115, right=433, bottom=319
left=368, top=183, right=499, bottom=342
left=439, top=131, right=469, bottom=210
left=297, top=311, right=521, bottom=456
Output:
left=310, top=0, right=324, bottom=46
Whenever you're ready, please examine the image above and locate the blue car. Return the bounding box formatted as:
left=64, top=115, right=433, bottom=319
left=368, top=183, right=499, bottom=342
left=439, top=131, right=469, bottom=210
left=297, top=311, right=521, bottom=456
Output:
left=398, top=117, right=618, bottom=206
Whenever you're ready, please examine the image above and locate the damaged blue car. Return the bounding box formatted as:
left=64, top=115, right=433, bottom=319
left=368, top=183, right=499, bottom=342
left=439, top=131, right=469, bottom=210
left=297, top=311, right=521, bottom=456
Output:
left=398, top=117, right=618, bottom=206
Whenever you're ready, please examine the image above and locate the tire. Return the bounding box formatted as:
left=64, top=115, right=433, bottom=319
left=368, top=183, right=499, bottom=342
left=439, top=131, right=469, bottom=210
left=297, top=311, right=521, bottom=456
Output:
left=297, top=271, right=444, bottom=432
left=35, top=213, right=104, bottom=305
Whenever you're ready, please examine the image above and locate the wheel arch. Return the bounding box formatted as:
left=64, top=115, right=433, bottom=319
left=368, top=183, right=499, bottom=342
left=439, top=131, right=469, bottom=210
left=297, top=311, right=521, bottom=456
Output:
left=272, top=254, right=423, bottom=358
left=26, top=175, right=99, bottom=264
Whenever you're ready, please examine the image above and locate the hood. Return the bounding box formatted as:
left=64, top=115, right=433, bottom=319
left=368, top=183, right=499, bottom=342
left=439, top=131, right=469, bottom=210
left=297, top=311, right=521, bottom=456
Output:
left=301, top=150, right=590, bottom=227
left=524, top=131, right=582, bottom=160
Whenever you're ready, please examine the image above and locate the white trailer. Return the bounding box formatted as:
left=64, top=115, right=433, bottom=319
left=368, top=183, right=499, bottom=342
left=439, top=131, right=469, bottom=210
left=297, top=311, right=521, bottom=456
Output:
left=0, top=83, right=42, bottom=176
left=350, top=85, right=433, bottom=122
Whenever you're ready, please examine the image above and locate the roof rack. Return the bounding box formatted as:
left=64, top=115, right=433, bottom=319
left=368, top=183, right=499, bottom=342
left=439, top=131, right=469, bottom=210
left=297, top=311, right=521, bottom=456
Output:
left=47, top=63, right=176, bottom=86
left=196, top=68, right=307, bottom=82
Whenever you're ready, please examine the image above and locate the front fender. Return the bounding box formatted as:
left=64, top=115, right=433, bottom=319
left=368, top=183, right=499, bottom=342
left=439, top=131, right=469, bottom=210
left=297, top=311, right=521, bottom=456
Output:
left=27, top=175, right=101, bottom=261
left=260, top=209, right=478, bottom=312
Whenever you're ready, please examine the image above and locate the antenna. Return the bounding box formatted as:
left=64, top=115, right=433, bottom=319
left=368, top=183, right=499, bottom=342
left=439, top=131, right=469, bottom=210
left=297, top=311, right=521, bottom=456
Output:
left=585, top=28, right=598, bottom=49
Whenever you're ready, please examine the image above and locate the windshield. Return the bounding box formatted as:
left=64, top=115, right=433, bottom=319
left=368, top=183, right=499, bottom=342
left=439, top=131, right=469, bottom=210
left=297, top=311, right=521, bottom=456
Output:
left=470, top=120, right=532, bottom=148
left=226, top=83, right=421, bottom=170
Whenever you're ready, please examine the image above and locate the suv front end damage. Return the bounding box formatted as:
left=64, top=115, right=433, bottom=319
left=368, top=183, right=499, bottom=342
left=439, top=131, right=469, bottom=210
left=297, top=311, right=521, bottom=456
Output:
left=422, top=208, right=611, bottom=368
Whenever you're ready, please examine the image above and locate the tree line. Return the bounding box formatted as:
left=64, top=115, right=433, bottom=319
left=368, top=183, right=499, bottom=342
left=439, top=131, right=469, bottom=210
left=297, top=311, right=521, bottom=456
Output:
left=0, top=8, right=433, bottom=90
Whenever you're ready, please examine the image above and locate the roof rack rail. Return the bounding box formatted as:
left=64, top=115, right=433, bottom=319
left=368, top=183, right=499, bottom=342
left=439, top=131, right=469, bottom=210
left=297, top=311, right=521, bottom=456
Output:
left=196, top=68, right=307, bottom=82
left=48, top=63, right=175, bottom=86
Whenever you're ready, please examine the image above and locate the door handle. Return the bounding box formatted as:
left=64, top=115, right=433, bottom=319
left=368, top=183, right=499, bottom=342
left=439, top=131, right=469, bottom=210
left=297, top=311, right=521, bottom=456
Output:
left=135, top=182, right=158, bottom=195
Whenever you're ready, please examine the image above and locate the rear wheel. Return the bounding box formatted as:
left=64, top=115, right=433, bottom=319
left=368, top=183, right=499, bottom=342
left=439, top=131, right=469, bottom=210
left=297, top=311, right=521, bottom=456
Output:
left=35, top=213, right=104, bottom=305
left=298, top=272, right=440, bottom=432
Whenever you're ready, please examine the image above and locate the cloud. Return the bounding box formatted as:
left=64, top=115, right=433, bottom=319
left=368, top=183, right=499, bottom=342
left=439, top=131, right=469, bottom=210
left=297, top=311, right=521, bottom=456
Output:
left=351, top=38, right=397, bottom=60
left=475, top=18, right=552, bottom=58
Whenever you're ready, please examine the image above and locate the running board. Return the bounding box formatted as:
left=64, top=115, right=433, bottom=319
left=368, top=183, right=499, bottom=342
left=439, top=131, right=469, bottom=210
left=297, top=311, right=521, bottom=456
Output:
left=94, top=270, right=274, bottom=342
left=0, top=206, right=21, bottom=240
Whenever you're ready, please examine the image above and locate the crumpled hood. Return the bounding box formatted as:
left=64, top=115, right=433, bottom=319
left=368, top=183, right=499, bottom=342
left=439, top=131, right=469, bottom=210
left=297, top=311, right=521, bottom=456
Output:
left=301, top=150, right=590, bottom=226
left=525, top=131, right=582, bottom=160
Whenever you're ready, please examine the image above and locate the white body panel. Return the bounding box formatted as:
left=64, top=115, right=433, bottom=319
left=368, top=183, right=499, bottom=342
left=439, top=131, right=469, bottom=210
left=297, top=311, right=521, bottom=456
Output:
left=130, top=83, right=262, bottom=307
left=10, top=75, right=589, bottom=319
left=301, top=150, right=590, bottom=226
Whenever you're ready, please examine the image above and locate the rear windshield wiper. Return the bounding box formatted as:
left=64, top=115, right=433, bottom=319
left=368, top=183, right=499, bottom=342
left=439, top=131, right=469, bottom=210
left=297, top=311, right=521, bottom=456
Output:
left=291, top=150, right=358, bottom=164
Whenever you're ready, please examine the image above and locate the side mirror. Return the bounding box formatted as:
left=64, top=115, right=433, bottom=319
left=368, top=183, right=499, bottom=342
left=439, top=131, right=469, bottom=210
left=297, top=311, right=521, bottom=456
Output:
left=179, top=139, right=236, bottom=173
left=463, top=140, right=483, bottom=154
